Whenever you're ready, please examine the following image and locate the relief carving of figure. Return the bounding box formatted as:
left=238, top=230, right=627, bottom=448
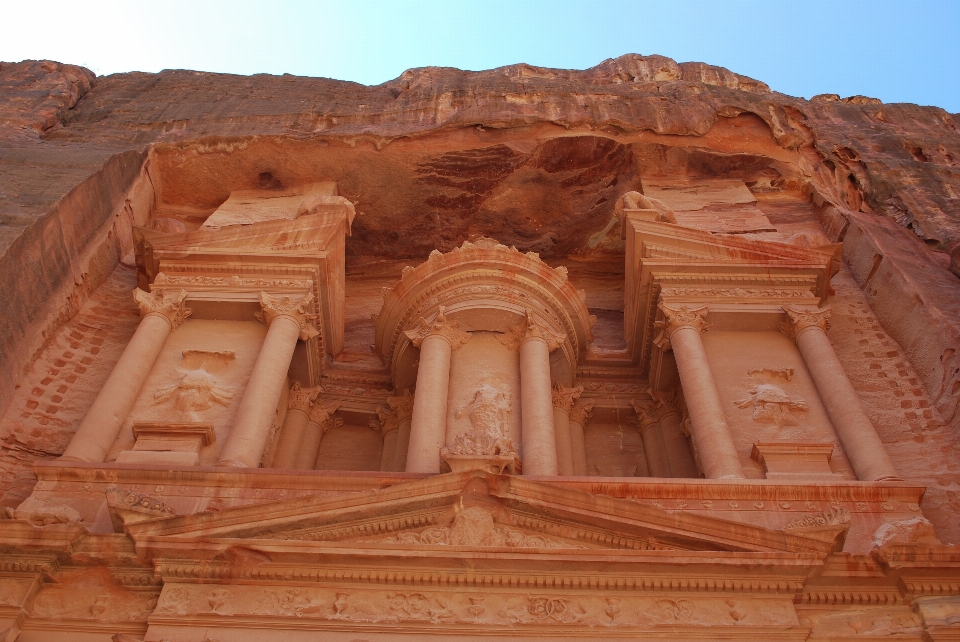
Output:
left=734, top=383, right=808, bottom=427
left=154, top=350, right=235, bottom=418
left=447, top=384, right=517, bottom=458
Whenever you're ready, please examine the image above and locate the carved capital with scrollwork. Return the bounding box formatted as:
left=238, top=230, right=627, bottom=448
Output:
left=308, top=400, right=341, bottom=435
left=631, top=388, right=681, bottom=431
left=387, top=389, right=415, bottom=423
left=404, top=305, right=471, bottom=350
left=134, top=288, right=192, bottom=330
left=376, top=406, right=400, bottom=435
left=655, top=301, right=710, bottom=347
left=287, top=382, right=322, bottom=413
left=551, top=382, right=583, bottom=413
left=780, top=305, right=831, bottom=342
left=499, top=309, right=566, bottom=352
left=257, top=291, right=320, bottom=341
left=569, top=399, right=595, bottom=426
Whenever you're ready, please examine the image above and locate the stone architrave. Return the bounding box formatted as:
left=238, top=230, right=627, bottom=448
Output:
left=781, top=306, right=900, bottom=481
left=404, top=306, right=471, bottom=473
left=656, top=302, right=744, bottom=479
left=219, top=292, right=319, bottom=468
left=551, top=382, right=583, bottom=476
left=272, top=382, right=322, bottom=469
left=568, top=399, right=594, bottom=476
left=60, top=289, right=191, bottom=463
left=501, top=310, right=565, bottom=476
left=305, top=400, right=340, bottom=470
left=387, top=390, right=415, bottom=472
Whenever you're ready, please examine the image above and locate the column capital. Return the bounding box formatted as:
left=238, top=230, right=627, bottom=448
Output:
left=655, top=302, right=710, bottom=349
left=257, top=292, right=320, bottom=341
left=631, top=389, right=681, bottom=430
left=376, top=406, right=400, bottom=436
left=287, top=382, right=322, bottom=413
left=309, top=400, right=341, bottom=435
left=780, top=305, right=832, bottom=342
left=551, top=382, right=583, bottom=413
left=386, top=389, right=415, bottom=423
left=404, top=305, right=471, bottom=350
left=134, top=288, right=192, bottom=330
left=569, top=399, right=595, bottom=426
left=499, top=309, right=566, bottom=351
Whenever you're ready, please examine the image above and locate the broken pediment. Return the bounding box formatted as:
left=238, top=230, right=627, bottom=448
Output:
left=117, top=470, right=842, bottom=560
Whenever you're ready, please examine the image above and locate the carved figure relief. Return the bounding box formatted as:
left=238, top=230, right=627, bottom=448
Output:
left=153, top=350, right=235, bottom=418
left=446, top=384, right=516, bottom=458
left=734, top=368, right=808, bottom=428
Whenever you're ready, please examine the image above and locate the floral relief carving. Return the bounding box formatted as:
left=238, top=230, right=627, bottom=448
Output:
left=30, top=570, right=158, bottom=622
left=783, top=506, right=851, bottom=531
left=569, top=399, right=595, bottom=426
left=256, top=291, right=320, bottom=340
left=654, top=302, right=709, bottom=349
left=780, top=305, right=831, bottom=341
left=286, top=381, right=322, bottom=413
left=660, top=286, right=816, bottom=299
left=133, top=288, right=192, bottom=329
left=154, top=273, right=314, bottom=289
left=404, top=305, right=471, bottom=349
left=551, top=382, right=583, bottom=413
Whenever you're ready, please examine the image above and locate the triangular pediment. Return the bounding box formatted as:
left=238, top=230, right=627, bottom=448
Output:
left=120, top=470, right=840, bottom=559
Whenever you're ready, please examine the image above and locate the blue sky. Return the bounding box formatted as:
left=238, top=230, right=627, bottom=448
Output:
left=2, top=0, right=958, bottom=112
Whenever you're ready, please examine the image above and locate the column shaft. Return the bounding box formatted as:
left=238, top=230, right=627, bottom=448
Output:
left=660, top=411, right=699, bottom=478
left=671, top=326, right=744, bottom=479
left=796, top=328, right=899, bottom=481
left=569, top=419, right=588, bottom=476
left=272, top=408, right=310, bottom=469
left=219, top=316, right=301, bottom=467
left=552, top=408, right=575, bottom=476
left=60, top=314, right=172, bottom=463
left=392, top=418, right=412, bottom=472
left=639, top=421, right=671, bottom=478
left=406, top=335, right=453, bottom=473
left=297, top=420, right=324, bottom=470
left=519, top=338, right=559, bottom=476
left=379, top=429, right=398, bottom=471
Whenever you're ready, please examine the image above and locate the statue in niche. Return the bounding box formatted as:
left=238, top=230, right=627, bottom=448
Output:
left=153, top=350, right=235, bottom=419
left=445, top=384, right=518, bottom=459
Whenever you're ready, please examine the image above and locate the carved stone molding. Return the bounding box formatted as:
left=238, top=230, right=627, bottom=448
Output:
left=257, top=291, right=320, bottom=341
left=569, top=400, right=595, bottom=426
left=386, top=389, right=415, bottom=423
left=631, top=389, right=681, bottom=429
left=154, top=272, right=315, bottom=290
left=133, top=288, right=192, bottom=329
left=288, top=382, right=323, bottom=413
left=499, top=309, right=566, bottom=352
left=780, top=305, right=831, bottom=342
left=376, top=405, right=399, bottom=435
left=404, top=305, right=471, bottom=350
left=654, top=302, right=709, bottom=349
left=551, top=382, right=583, bottom=413
left=660, top=286, right=816, bottom=300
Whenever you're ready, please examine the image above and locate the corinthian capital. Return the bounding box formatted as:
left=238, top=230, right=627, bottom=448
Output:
left=134, top=288, right=192, bottom=330
left=308, top=400, right=340, bottom=432
left=780, top=305, right=831, bottom=342
left=404, top=306, right=471, bottom=350
left=569, top=399, right=595, bottom=426
left=287, top=381, right=322, bottom=413
left=498, top=309, right=566, bottom=352
left=631, top=389, right=681, bottom=430
left=386, top=389, right=415, bottom=423
left=551, top=382, right=583, bottom=413
left=257, top=292, right=320, bottom=341
left=376, top=405, right=400, bottom=435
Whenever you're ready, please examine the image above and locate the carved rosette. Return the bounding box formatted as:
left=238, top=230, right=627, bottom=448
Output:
left=654, top=302, right=709, bottom=349
left=287, top=382, right=322, bottom=414
left=404, top=305, right=471, bottom=350
left=257, top=291, right=320, bottom=341
left=569, top=399, right=595, bottom=426
left=551, top=382, right=583, bottom=413
left=308, top=400, right=341, bottom=435
left=498, top=309, right=566, bottom=352
left=133, top=288, right=192, bottom=330
left=780, top=305, right=831, bottom=342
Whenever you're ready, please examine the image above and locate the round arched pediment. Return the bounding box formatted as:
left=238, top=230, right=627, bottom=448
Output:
left=374, top=238, right=594, bottom=388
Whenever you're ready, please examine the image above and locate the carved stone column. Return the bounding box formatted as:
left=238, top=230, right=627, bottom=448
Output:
left=377, top=406, right=399, bottom=472
left=568, top=399, right=593, bottom=476
left=271, top=383, right=321, bottom=469
left=219, top=292, right=319, bottom=468
left=61, top=289, right=190, bottom=463
left=388, top=390, right=415, bottom=472
left=631, top=399, right=671, bottom=478
left=404, top=307, right=471, bottom=473
left=781, top=306, right=900, bottom=481
left=656, top=302, right=744, bottom=479
left=303, top=400, right=339, bottom=470
left=502, top=310, right=565, bottom=476
left=551, top=383, right=582, bottom=476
